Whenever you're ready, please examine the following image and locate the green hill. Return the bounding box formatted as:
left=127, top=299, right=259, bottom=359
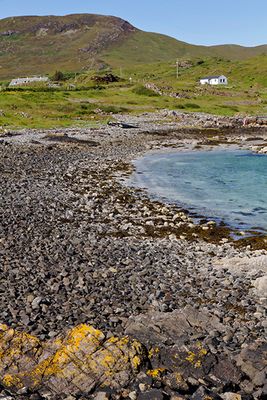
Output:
left=0, top=14, right=266, bottom=79
left=120, top=55, right=267, bottom=88
left=103, top=32, right=267, bottom=67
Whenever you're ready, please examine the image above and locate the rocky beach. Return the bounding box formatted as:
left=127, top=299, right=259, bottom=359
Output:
left=0, top=111, right=266, bottom=400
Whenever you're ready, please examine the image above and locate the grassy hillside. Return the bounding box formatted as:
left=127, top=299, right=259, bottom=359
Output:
left=0, top=14, right=266, bottom=79
left=0, top=55, right=266, bottom=130
left=0, top=14, right=137, bottom=79
left=119, top=55, right=267, bottom=88
left=104, top=31, right=267, bottom=67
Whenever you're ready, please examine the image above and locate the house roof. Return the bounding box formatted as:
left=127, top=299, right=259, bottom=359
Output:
left=201, top=75, right=226, bottom=80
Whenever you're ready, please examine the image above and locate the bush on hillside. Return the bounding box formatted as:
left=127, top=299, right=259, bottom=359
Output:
left=53, top=71, right=65, bottom=81
left=132, top=85, right=159, bottom=97
left=91, top=73, right=119, bottom=84
left=184, top=102, right=201, bottom=109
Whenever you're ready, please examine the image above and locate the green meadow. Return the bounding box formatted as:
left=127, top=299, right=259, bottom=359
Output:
left=0, top=55, right=266, bottom=130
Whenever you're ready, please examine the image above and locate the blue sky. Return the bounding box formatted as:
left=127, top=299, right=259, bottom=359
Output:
left=0, top=0, right=266, bottom=46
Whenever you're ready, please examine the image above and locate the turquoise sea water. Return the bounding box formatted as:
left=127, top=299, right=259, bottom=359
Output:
left=127, top=149, right=267, bottom=234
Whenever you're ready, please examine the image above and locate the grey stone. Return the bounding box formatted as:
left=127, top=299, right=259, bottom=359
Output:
left=137, top=389, right=163, bottom=400
left=94, top=392, right=110, bottom=400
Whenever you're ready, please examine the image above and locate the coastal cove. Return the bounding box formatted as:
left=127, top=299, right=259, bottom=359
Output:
left=0, top=112, right=267, bottom=398
left=126, top=148, right=267, bottom=237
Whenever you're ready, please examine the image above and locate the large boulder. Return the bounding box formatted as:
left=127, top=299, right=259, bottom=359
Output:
left=0, top=323, right=146, bottom=396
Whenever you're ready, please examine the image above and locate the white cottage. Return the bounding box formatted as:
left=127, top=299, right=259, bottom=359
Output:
left=200, top=75, right=228, bottom=85
left=9, top=76, right=49, bottom=87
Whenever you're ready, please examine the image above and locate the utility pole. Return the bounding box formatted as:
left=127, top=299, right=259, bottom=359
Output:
left=176, top=59, right=179, bottom=79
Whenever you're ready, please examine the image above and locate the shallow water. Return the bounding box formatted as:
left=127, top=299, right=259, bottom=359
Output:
left=127, top=149, right=267, bottom=234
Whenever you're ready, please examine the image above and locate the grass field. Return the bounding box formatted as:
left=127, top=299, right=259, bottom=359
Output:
left=0, top=56, right=266, bottom=130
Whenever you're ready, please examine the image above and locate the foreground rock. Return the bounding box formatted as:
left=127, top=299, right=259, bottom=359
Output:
left=0, top=313, right=266, bottom=399
left=126, top=308, right=267, bottom=398
left=0, top=323, right=145, bottom=396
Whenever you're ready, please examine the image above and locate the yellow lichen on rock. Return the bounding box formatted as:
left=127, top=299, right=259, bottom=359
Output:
left=2, top=374, right=22, bottom=389
left=129, top=339, right=144, bottom=370
left=147, top=368, right=166, bottom=378
left=148, top=346, right=160, bottom=359
left=185, top=345, right=208, bottom=369
left=0, top=324, right=145, bottom=395
left=0, top=324, right=8, bottom=332
left=0, top=324, right=42, bottom=386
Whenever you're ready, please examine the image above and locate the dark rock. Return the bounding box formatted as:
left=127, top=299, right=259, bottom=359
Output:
left=137, top=389, right=164, bottom=400
left=190, top=386, right=220, bottom=400
left=212, top=357, right=242, bottom=386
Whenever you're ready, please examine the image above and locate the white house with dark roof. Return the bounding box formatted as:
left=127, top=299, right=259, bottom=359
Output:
left=200, top=75, right=228, bottom=85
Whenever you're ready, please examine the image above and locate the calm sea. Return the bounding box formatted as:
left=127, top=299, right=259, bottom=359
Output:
left=126, top=149, right=267, bottom=234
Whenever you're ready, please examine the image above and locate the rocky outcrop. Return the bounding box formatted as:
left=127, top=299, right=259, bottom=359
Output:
left=0, top=323, right=145, bottom=396
left=1, top=314, right=266, bottom=399
left=0, top=30, right=20, bottom=36
left=213, top=255, right=267, bottom=305
left=126, top=308, right=267, bottom=398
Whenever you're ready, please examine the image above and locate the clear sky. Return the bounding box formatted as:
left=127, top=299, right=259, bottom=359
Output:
left=0, top=0, right=266, bottom=47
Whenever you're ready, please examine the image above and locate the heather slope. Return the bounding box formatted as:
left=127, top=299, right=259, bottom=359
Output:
left=0, top=14, right=266, bottom=79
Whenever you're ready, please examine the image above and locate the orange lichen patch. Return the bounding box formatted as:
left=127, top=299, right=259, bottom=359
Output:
left=0, top=324, right=145, bottom=395
left=3, top=324, right=106, bottom=388
left=91, top=336, right=145, bottom=377
left=147, top=368, right=166, bottom=378
left=3, top=374, right=23, bottom=389
left=0, top=325, right=42, bottom=380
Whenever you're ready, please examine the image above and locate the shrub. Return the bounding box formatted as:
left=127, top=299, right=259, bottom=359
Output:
left=184, top=103, right=201, bottom=109
left=52, top=71, right=65, bottom=81
left=132, top=85, right=159, bottom=97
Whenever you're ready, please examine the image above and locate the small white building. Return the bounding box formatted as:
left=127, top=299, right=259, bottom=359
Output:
left=200, top=75, right=228, bottom=85
left=9, top=76, right=49, bottom=87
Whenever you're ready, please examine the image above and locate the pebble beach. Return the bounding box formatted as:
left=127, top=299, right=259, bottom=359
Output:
left=0, top=111, right=266, bottom=400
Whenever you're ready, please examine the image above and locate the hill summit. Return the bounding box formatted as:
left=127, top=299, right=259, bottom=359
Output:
left=0, top=13, right=266, bottom=79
